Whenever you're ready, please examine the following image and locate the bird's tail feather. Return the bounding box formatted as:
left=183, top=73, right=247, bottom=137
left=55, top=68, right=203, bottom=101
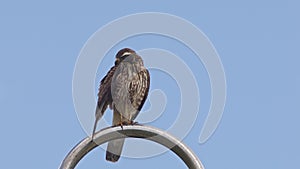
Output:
left=106, top=138, right=125, bottom=162
left=106, top=109, right=125, bottom=162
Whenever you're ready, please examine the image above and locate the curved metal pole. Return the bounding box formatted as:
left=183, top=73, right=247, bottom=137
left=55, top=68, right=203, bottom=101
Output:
left=59, top=125, right=204, bottom=169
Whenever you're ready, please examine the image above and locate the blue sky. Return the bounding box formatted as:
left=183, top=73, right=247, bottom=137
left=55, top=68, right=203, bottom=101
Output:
left=0, top=1, right=299, bottom=169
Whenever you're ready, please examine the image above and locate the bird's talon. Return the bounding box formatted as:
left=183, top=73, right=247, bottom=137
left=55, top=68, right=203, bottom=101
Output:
left=118, top=122, right=124, bottom=130
left=131, top=121, right=138, bottom=125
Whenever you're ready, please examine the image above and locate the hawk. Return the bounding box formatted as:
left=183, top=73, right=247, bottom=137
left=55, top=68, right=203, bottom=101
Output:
left=92, top=48, right=150, bottom=162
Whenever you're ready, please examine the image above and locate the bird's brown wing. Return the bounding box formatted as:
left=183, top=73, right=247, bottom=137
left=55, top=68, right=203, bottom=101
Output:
left=92, top=66, right=116, bottom=138
left=97, top=66, right=117, bottom=106
left=128, top=68, right=150, bottom=120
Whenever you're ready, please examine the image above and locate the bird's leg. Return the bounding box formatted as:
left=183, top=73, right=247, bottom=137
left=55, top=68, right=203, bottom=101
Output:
left=121, top=121, right=130, bottom=126
left=112, top=121, right=124, bottom=129
left=112, top=123, right=120, bottom=127
left=115, top=119, right=138, bottom=129
left=119, top=115, right=124, bottom=130
left=120, top=122, right=124, bottom=130
left=130, top=121, right=139, bottom=125
left=119, top=120, right=136, bottom=126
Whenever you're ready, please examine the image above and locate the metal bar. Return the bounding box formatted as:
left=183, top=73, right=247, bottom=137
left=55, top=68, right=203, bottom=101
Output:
left=59, top=125, right=204, bottom=169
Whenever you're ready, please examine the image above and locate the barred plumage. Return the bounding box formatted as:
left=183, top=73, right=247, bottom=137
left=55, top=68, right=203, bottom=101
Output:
left=92, top=48, right=150, bottom=162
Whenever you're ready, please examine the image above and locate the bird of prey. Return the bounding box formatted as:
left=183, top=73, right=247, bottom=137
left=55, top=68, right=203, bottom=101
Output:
left=92, top=48, right=150, bottom=162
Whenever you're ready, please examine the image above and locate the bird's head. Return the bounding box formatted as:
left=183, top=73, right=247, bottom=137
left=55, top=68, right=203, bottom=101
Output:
left=115, top=48, right=136, bottom=65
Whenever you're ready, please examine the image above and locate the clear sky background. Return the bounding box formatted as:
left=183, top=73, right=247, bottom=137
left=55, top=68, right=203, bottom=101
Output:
left=0, top=1, right=299, bottom=169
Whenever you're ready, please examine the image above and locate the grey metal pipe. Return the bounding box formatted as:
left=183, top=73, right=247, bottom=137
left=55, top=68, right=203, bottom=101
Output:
left=59, top=125, right=204, bottom=169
